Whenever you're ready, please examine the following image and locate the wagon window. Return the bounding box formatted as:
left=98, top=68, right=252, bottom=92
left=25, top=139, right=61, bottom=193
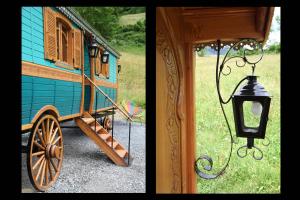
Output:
left=56, top=19, right=72, bottom=66
left=44, top=7, right=83, bottom=70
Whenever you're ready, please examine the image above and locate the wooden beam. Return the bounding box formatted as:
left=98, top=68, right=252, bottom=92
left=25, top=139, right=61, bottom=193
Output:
left=256, top=7, right=268, bottom=33
left=58, top=113, right=81, bottom=121
left=84, top=79, right=118, bottom=89
left=89, top=58, right=95, bottom=113
left=263, top=7, right=275, bottom=45
left=22, top=124, right=33, bottom=132
left=182, top=42, right=196, bottom=193
left=22, top=61, right=82, bottom=83
left=182, top=7, right=256, bottom=18
left=184, top=13, right=263, bottom=43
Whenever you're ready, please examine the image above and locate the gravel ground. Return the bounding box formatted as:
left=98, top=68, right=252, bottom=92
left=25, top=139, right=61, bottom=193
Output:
left=21, top=115, right=145, bottom=193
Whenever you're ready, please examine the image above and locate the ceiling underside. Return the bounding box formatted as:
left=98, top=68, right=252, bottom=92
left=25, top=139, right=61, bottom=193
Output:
left=180, top=7, right=274, bottom=46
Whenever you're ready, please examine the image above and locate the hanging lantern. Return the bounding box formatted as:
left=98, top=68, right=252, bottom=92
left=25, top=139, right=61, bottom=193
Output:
left=101, top=51, right=109, bottom=64
left=195, top=39, right=273, bottom=180
left=88, top=38, right=99, bottom=58
left=232, top=75, right=271, bottom=148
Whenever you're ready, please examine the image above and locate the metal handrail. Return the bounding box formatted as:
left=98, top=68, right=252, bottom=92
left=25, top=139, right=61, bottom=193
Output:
left=84, top=74, right=133, bottom=122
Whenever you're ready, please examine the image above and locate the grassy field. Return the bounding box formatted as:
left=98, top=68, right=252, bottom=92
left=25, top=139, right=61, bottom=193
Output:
left=115, top=12, right=145, bottom=122
left=195, top=54, right=280, bottom=193
left=117, top=48, right=145, bottom=122
left=119, top=13, right=145, bottom=26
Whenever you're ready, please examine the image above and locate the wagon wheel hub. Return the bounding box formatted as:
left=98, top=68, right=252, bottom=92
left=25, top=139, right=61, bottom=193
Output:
left=45, top=144, right=60, bottom=159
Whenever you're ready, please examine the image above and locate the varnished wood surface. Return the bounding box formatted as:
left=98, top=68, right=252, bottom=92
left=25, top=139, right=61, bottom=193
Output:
left=156, top=7, right=274, bottom=193
left=180, top=7, right=274, bottom=44
left=75, top=112, right=128, bottom=166
left=84, top=79, right=118, bottom=89
left=22, top=61, right=82, bottom=83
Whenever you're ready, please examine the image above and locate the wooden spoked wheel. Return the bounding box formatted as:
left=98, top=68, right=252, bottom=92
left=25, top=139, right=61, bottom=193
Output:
left=27, top=114, right=63, bottom=191
left=103, top=116, right=112, bottom=131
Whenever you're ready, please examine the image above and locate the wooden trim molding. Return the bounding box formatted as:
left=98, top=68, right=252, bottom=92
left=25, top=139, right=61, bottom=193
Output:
left=22, top=61, right=82, bottom=83
left=23, top=107, right=80, bottom=131
left=31, top=105, right=60, bottom=125
left=156, top=7, right=196, bottom=194
left=95, top=79, right=118, bottom=89
left=95, top=106, right=114, bottom=113
left=89, top=58, right=95, bottom=113
left=156, top=8, right=183, bottom=193
left=84, top=79, right=118, bottom=89
left=58, top=113, right=81, bottom=121
left=22, top=124, right=33, bottom=132
left=183, top=43, right=197, bottom=193
left=262, top=7, right=275, bottom=45
left=54, top=61, right=75, bottom=70
left=80, top=64, right=85, bottom=116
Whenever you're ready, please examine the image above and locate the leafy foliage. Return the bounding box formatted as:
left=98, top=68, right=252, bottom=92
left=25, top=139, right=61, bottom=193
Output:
left=74, top=7, right=119, bottom=41
left=73, top=7, right=145, bottom=50
left=265, top=43, right=280, bottom=54
left=197, top=49, right=206, bottom=57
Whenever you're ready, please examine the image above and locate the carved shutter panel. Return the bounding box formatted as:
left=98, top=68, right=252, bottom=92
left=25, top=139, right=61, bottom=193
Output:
left=44, top=7, right=57, bottom=61
left=99, top=49, right=103, bottom=75
left=105, top=62, right=110, bottom=78
left=95, top=52, right=100, bottom=75
left=81, top=33, right=84, bottom=68
left=73, top=29, right=82, bottom=69
left=102, top=63, right=107, bottom=77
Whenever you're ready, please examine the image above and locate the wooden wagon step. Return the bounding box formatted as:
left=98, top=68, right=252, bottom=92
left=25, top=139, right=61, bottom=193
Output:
left=75, top=112, right=129, bottom=167
left=90, top=125, right=103, bottom=133
left=99, top=133, right=111, bottom=140
left=107, top=141, right=119, bottom=149
left=81, top=117, right=95, bottom=124
left=115, top=149, right=127, bottom=158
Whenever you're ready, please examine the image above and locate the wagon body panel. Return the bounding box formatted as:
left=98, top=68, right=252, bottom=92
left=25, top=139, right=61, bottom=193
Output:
left=22, top=6, right=120, bottom=131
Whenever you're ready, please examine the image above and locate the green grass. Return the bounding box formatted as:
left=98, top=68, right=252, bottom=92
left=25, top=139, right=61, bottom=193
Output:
left=196, top=54, right=280, bottom=193
left=116, top=45, right=145, bottom=56
left=117, top=48, right=145, bottom=122
left=115, top=12, right=145, bottom=122
left=119, top=13, right=145, bottom=26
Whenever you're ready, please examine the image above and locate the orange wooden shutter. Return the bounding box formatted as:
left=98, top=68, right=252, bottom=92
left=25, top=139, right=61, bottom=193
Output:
left=44, top=7, right=57, bottom=61
left=95, top=52, right=100, bottom=75
left=73, top=29, right=82, bottom=69
left=81, top=32, right=84, bottom=68
left=105, top=62, right=110, bottom=78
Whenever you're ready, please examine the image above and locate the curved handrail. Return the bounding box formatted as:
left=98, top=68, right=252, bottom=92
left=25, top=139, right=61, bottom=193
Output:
left=84, top=74, right=133, bottom=122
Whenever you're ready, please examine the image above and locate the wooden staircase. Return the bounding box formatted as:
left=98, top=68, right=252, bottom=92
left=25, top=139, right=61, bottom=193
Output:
left=75, top=112, right=129, bottom=166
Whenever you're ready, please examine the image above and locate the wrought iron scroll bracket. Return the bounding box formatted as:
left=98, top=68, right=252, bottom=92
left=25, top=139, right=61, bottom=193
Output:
left=195, top=39, right=266, bottom=179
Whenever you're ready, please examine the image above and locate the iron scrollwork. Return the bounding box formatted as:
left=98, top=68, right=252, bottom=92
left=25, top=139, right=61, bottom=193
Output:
left=195, top=39, right=269, bottom=179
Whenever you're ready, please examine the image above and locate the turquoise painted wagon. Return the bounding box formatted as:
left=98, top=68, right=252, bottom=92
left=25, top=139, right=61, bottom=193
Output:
left=21, top=7, right=133, bottom=191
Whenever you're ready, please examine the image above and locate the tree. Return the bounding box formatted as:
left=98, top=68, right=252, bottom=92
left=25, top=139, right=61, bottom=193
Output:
left=197, top=49, right=206, bottom=57
left=74, top=7, right=120, bottom=41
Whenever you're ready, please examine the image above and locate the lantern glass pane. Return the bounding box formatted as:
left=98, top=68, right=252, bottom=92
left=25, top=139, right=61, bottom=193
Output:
left=90, top=48, right=95, bottom=57
left=242, top=101, right=262, bottom=128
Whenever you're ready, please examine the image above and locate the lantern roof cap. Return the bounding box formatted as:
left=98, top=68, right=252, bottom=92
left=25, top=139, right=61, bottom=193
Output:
left=234, top=76, right=271, bottom=97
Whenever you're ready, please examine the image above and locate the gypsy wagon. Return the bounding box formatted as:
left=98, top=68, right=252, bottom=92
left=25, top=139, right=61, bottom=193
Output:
left=156, top=7, right=274, bottom=193
left=22, top=7, right=132, bottom=191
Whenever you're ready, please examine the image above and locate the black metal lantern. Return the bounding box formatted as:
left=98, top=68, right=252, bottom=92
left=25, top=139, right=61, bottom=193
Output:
left=118, top=64, right=121, bottom=74
left=101, top=51, right=109, bottom=64
left=195, top=39, right=273, bottom=180
left=88, top=38, right=99, bottom=58
left=232, top=76, right=271, bottom=147
left=232, top=76, right=271, bottom=139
